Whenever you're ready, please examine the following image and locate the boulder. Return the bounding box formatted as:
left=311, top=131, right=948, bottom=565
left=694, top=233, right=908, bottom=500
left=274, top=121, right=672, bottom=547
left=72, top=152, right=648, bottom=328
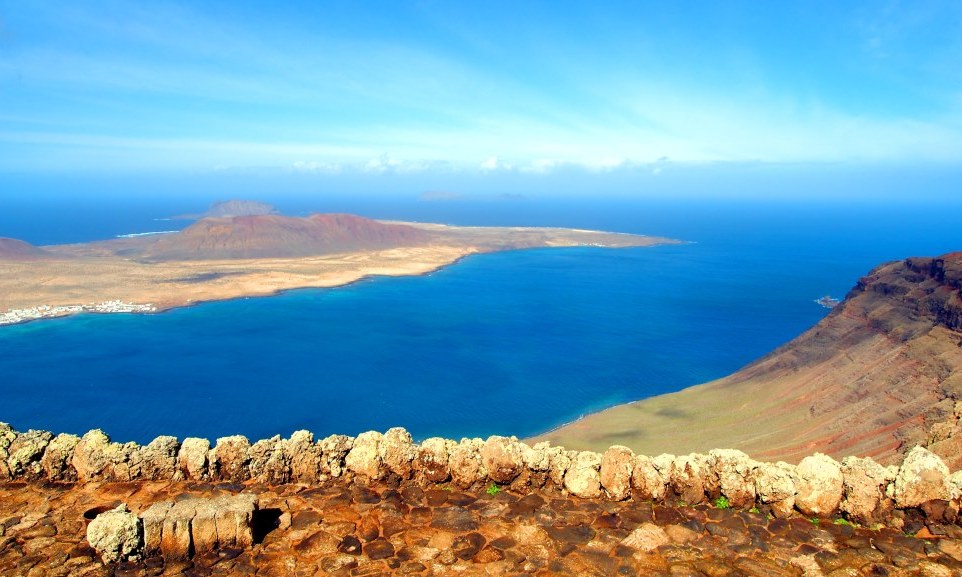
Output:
left=249, top=435, right=291, bottom=485
left=41, top=433, right=80, bottom=481
left=600, top=446, right=635, bottom=501
left=449, top=438, right=486, bottom=488
left=670, top=453, right=709, bottom=505
left=86, top=504, right=142, bottom=563
left=415, top=437, right=453, bottom=483
left=288, top=430, right=322, bottom=483
left=210, top=435, right=252, bottom=482
left=345, top=431, right=384, bottom=480
left=380, top=427, right=417, bottom=479
left=72, top=429, right=113, bottom=481
left=522, top=441, right=568, bottom=489
left=795, top=453, right=843, bottom=517
left=6, top=429, right=53, bottom=480
left=318, top=434, right=353, bottom=478
left=894, top=446, right=950, bottom=508
left=840, top=456, right=893, bottom=522
left=481, top=436, right=525, bottom=485
left=137, top=436, right=179, bottom=480
left=631, top=454, right=667, bottom=501
left=707, top=449, right=757, bottom=508
left=563, top=451, right=603, bottom=499
left=176, top=437, right=210, bottom=480
left=754, top=461, right=797, bottom=518
left=103, top=441, right=140, bottom=481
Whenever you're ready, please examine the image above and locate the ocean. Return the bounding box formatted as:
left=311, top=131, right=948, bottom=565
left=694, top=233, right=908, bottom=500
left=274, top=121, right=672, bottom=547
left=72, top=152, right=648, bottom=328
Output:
left=1, top=187, right=960, bottom=444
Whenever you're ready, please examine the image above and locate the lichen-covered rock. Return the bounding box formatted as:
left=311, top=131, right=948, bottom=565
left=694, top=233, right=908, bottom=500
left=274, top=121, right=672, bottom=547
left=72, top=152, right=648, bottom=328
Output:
left=176, top=437, right=210, bottom=481
left=631, top=454, right=667, bottom=501
left=319, top=434, right=353, bottom=478
left=754, top=461, right=797, bottom=518
left=795, top=453, right=843, bottom=517
left=707, top=449, right=757, bottom=508
left=599, top=446, right=634, bottom=501
left=380, top=427, right=417, bottom=479
left=481, top=436, right=525, bottom=485
left=521, top=441, right=569, bottom=489
left=894, top=446, right=950, bottom=508
left=840, top=456, right=893, bottom=522
left=41, top=432, right=80, bottom=481
left=137, top=436, right=179, bottom=480
left=564, top=451, right=602, bottom=499
left=103, top=441, right=141, bottom=481
left=249, top=435, right=291, bottom=485
left=415, top=437, right=453, bottom=483
left=288, top=430, right=322, bottom=483
left=949, top=470, right=962, bottom=501
left=449, top=438, right=486, bottom=488
left=87, top=504, right=142, bottom=563
left=670, top=453, right=709, bottom=505
left=547, top=448, right=574, bottom=488
left=72, top=429, right=113, bottom=481
left=0, top=423, right=16, bottom=479
left=6, top=429, right=53, bottom=479
left=210, top=435, right=251, bottom=482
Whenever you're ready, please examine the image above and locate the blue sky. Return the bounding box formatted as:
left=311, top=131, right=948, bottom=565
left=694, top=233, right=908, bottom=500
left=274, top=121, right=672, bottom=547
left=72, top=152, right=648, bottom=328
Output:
left=1, top=1, right=961, bottom=177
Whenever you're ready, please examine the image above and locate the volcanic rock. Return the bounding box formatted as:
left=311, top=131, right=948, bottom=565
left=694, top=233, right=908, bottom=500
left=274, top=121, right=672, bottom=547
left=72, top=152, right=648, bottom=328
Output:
left=86, top=504, right=142, bottom=563
left=894, top=446, right=950, bottom=508
left=795, top=453, right=844, bottom=517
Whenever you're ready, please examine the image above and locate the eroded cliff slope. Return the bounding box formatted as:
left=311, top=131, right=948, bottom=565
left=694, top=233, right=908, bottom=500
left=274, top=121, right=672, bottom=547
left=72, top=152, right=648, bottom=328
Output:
left=537, top=252, right=962, bottom=467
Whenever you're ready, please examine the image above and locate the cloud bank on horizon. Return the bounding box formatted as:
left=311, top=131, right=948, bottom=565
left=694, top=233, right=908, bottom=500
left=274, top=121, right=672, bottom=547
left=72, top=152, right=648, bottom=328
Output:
left=1, top=0, right=961, bottom=174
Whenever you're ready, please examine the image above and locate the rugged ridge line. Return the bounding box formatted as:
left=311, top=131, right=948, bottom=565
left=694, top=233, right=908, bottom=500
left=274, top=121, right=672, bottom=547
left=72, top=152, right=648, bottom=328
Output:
left=2, top=423, right=961, bottom=525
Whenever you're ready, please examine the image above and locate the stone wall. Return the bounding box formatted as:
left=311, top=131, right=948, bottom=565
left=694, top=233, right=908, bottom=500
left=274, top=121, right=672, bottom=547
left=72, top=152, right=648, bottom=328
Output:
left=2, top=423, right=961, bottom=524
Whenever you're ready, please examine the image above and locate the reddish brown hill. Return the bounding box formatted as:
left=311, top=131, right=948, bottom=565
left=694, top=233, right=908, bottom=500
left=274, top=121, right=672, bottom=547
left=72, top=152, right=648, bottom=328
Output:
left=141, top=213, right=434, bottom=260
left=0, top=238, right=52, bottom=260
left=538, top=251, right=962, bottom=467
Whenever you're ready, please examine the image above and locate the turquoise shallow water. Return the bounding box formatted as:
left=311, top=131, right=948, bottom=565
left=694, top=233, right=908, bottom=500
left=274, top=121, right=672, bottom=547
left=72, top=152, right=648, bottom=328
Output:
left=0, top=196, right=959, bottom=443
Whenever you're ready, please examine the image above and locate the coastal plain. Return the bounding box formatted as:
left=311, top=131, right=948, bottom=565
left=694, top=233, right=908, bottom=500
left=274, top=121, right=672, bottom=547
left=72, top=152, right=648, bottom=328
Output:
left=0, top=215, right=677, bottom=320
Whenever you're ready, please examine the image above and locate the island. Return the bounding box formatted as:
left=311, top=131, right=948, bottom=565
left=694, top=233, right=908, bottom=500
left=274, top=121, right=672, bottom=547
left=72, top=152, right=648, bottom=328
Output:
left=0, top=210, right=679, bottom=325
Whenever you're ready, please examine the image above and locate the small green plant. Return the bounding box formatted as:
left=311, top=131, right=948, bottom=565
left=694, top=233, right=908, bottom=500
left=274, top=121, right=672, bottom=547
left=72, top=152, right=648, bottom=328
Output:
left=833, top=518, right=856, bottom=527
left=486, top=483, right=501, bottom=496
left=713, top=496, right=731, bottom=510
left=749, top=506, right=760, bottom=514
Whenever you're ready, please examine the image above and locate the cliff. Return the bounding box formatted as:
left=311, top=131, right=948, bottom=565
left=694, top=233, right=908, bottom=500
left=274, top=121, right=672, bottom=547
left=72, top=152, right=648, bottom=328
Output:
left=537, top=251, right=962, bottom=467
left=141, top=213, right=434, bottom=260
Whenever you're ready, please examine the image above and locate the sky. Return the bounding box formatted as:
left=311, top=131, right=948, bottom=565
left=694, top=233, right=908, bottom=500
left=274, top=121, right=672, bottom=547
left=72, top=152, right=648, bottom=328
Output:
left=1, top=1, right=962, bottom=184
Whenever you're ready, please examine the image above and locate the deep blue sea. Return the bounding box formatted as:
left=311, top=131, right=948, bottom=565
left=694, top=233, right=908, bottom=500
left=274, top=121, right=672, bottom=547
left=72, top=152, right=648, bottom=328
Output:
left=1, top=188, right=960, bottom=444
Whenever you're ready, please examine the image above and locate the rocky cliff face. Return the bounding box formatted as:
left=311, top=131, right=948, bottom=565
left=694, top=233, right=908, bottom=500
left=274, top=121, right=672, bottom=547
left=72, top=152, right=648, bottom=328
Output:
left=538, top=251, right=962, bottom=468
left=141, top=213, right=434, bottom=260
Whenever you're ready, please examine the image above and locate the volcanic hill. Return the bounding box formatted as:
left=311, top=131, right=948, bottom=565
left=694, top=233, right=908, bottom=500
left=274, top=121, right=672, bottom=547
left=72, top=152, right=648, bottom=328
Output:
left=0, top=238, right=52, bottom=260
left=141, top=213, right=433, bottom=260
left=538, top=251, right=962, bottom=467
